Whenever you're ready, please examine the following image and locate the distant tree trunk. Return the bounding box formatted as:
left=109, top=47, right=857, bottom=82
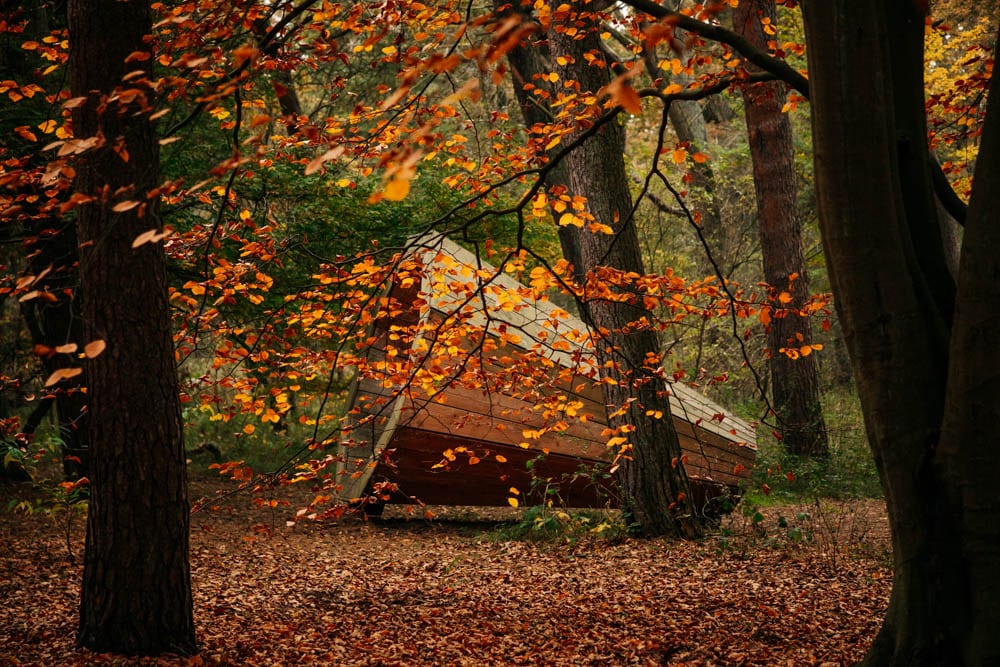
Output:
left=733, top=0, right=828, bottom=458
left=19, top=219, right=90, bottom=478
left=641, top=1, right=728, bottom=275
left=546, top=3, right=700, bottom=538
left=2, top=0, right=89, bottom=479
left=69, top=0, right=196, bottom=655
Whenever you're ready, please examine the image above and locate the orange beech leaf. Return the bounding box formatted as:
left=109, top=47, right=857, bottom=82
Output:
left=304, top=146, right=345, bottom=176
left=54, top=343, right=78, bottom=354
left=15, top=126, right=37, bottom=142
left=44, top=367, right=82, bottom=387
left=131, top=228, right=167, bottom=248
left=83, top=340, right=106, bottom=358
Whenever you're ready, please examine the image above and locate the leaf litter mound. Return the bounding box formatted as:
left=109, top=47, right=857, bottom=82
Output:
left=0, top=475, right=890, bottom=666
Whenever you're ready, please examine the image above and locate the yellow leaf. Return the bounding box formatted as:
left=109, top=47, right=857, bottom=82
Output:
left=558, top=212, right=582, bottom=227
left=383, top=175, right=411, bottom=201
left=507, top=497, right=519, bottom=508
left=495, top=454, right=508, bottom=463
left=509, top=486, right=520, bottom=495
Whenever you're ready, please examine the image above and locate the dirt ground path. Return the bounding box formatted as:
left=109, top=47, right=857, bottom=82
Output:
left=1, top=473, right=891, bottom=666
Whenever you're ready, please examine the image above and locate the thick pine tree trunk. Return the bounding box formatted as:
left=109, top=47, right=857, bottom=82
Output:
left=733, top=0, right=828, bottom=458
left=803, top=1, right=1000, bottom=663
left=69, top=0, right=196, bottom=655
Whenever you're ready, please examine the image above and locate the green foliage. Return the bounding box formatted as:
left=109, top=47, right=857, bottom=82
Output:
left=745, top=388, right=880, bottom=505
left=490, top=504, right=631, bottom=545
left=714, top=503, right=814, bottom=560
left=1, top=439, right=32, bottom=481
left=182, top=404, right=310, bottom=475
left=4, top=437, right=89, bottom=560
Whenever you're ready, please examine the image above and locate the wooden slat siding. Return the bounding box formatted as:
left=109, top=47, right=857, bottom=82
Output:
left=362, top=427, right=743, bottom=509
left=369, top=427, right=618, bottom=507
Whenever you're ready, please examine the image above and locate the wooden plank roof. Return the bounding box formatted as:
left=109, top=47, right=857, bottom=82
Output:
left=402, top=235, right=757, bottom=448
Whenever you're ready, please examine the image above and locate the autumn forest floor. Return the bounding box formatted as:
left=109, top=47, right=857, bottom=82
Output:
left=1, top=471, right=891, bottom=666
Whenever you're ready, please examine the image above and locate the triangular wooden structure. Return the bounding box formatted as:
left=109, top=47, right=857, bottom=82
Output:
left=337, top=236, right=756, bottom=513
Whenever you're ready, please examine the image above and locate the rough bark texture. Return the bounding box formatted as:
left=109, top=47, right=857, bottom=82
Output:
left=499, top=2, right=699, bottom=536
left=803, top=1, right=999, bottom=664
left=69, top=0, right=196, bottom=655
left=546, top=4, right=700, bottom=538
left=733, top=0, right=828, bottom=458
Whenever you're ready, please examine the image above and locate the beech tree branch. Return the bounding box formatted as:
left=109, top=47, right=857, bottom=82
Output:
left=619, top=0, right=969, bottom=231
left=618, top=0, right=809, bottom=93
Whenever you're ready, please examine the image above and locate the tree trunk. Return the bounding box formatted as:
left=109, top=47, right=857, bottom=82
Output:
left=546, top=3, right=700, bottom=537
left=2, top=0, right=89, bottom=479
left=69, top=0, right=196, bottom=655
left=733, top=0, right=828, bottom=458
left=641, top=1, right=728, bottom=275
left=938, top=32, right=1000, bottom=659
left=803, top=1, right=1000, bottom=663
left=20, top=219, right=90, bottom=479
left=499, top=2, right=699, bottom=536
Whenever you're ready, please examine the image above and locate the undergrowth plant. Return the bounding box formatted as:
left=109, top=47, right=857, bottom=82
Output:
left=491, top=504, right=631, bottom=545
